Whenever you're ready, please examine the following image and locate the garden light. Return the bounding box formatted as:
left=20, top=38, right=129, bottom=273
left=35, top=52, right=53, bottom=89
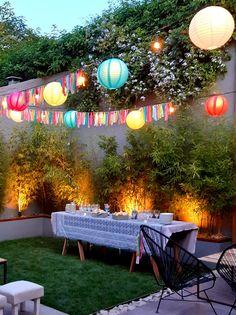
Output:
left=126, top=110, right=145, bottom=130
left=76, top=70, right=86, bottom=87
left=43, top=82, right=68, bottom=106
left=189, top=6, right=235, bottom=50
left=97, top=58, right=129, bottom=89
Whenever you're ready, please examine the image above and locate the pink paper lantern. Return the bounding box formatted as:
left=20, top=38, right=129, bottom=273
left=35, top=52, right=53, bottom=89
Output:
left=8, top=92, right=27, bottom=111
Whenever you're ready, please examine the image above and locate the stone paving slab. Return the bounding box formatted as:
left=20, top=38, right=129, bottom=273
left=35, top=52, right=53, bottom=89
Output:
left=3, top=301, right=68, bottom=315
left=97, top=276, right=235, bottom=315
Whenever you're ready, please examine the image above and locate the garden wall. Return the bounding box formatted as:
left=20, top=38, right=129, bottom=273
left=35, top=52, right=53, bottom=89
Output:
left=0, top=44, right=235, bottom=220
left=0, top=216, right=53, bottom=241
left=0, top=45, right=235, bottom=164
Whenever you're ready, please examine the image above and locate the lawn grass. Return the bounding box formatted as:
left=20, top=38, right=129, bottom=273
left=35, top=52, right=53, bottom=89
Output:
left=0, top=237, right=157, bottom=315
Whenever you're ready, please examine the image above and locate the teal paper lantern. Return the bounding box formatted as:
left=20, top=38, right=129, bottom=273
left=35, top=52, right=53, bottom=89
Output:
left=97, top=58, right=129, bottom=89
left=64, top=111, right=77, bottom=128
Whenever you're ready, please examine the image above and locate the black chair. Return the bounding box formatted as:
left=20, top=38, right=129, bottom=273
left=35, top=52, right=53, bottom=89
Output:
left=216, top=244, right=236, bottom=315
left=140, top=225, right=217, bottom=314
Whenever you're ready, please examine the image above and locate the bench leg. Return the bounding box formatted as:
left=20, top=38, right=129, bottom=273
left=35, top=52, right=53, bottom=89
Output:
left=12, top=304, right=18, bottom=315
left=20, top=301, right=27, bottom=311
left=33, top=298, right=40, bottom=315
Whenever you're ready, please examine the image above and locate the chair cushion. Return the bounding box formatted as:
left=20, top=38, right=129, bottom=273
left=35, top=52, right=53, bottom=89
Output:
left=0, top=280, right=44, bottom=305
left=0, top=294, right=6, bottom=308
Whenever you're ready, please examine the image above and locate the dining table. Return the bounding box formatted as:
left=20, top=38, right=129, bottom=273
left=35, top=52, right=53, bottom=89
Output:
left=51, top=211, right=198, bottom=271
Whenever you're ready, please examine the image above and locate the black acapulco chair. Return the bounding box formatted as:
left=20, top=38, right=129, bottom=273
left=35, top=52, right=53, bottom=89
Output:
left=216, top=244, right=236, bottom=315
left=140, top=225, right=217, bottom=314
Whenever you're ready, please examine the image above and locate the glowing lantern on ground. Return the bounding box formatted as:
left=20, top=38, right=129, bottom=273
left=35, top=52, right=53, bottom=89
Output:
left=189, top=6, right=235, bottom=50
left=10, top=110, right=23, bottom=123
left=8, top=92, right=27, bottom=111
left=126, top=110, right=145, bottom=130
left=64, top=111, right=77, bottom=128
left=205, top=95, right=229, bottom=116
left=97, top=58, right=129, bottom=89
left=43, top=82, right=68, bottom=106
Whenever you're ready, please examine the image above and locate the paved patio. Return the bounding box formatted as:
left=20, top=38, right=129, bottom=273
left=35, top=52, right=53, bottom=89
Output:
left=3, top=301, right=68, bottom=315
left=100, top=275, right=236, bottom=315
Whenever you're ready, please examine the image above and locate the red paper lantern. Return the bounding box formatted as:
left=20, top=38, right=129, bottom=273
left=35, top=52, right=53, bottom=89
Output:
left=205, top=95, right=228, bottom=116
left=8, top=92, right=27, bottom=111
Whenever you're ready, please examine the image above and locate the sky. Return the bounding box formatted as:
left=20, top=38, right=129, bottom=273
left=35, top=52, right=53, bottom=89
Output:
left=5, top=0, right=111, bottom=34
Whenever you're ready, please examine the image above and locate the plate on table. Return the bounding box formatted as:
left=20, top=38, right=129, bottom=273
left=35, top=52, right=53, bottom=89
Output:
left=156, top=219, right=173, bottom=225
left=112, top=214, right=129, bottom=220
left=91, top=212, right=109, bottom=218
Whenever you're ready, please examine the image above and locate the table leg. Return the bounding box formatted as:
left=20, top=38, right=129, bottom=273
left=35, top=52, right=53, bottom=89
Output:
left=129, top=252, right=136, bottom=272
left=77, top=240, right=85, bottom=261
left=150, top=256, right=160, bottom=279
left=173, top=245, right=182, bottom=272
left=62, top=239, right=67, bottom=256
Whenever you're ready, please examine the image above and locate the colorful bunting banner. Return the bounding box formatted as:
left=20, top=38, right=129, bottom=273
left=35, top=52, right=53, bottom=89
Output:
left=0, top=103, right=172, bottom=128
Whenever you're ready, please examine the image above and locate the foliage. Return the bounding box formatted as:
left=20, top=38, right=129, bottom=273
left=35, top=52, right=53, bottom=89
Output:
left=94, top=136, right=125, bottom=210
left=0, top=1, right=36, bottom=51
left=95, top=109, right=234, bottom=223
left=0, top=0, right=235, bottom=108
left=0, top=237, right=157, bottom=315
left=0, top=131, right=8, bottom=210
left=151, top=109, right=235, bottom=215
left=6, top=124, right=92, bottom=213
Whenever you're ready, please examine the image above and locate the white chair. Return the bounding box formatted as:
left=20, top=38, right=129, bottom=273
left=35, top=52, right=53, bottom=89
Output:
left=0, top=280, right=44, bottom=315
left=0, top=294, right=7, bottom=315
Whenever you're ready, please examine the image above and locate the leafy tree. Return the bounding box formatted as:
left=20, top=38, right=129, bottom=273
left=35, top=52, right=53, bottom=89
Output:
left=0, top=1, right=36, bottom=51
left=6, top=124, right=92, bottom=214
left=0, top=0, right=234, bottom=108
left=94, top=136, right=125, bottom=210
left=151, top=108, right=235, bottom=217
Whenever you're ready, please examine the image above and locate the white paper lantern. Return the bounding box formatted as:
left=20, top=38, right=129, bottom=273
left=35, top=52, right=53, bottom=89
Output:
left=10, top=110, right=23, bottom=123
left=189, top=6, right=235, bottom=50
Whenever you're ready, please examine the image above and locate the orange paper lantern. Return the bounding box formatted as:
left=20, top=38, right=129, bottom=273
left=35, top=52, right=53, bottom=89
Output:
left=205, top=95, right=229, bottom=116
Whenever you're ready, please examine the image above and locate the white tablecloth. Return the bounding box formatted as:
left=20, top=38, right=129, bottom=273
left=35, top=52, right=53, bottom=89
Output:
left=51, top=211, right=198, bottom=254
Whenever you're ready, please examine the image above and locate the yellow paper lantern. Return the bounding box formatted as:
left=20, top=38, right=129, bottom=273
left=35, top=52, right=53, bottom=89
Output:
left=10, top=110, right=23, bottom=123
left=43, top=82, right=68, bottom=106
left=189, top=6, right=235, bottom=50
left=126, top=110, right=145, bottom=130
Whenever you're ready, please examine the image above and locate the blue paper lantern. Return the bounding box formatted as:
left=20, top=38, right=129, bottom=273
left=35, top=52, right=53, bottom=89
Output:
left=64, top=111, right=77, bottom=128
left=97, top=58, right=129, bottom=89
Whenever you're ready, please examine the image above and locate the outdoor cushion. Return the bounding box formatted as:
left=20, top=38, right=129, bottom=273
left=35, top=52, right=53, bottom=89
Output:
left=0, top=280, right=44, bottom=304
left=0, top=294, right=6, bottom=307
